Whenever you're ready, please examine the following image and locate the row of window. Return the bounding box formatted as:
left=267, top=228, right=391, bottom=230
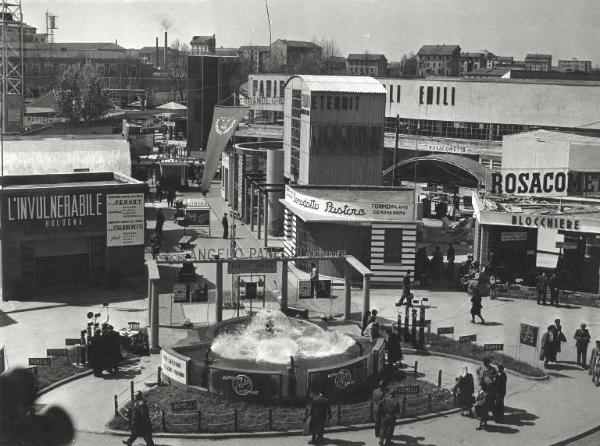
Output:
left=290, top=90, right=302, bottom=179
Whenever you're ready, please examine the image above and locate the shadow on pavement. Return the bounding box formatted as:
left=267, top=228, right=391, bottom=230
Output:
left=321, top=438, right=366, bottom=446
left=546, top=362, right=582, bottom=371
left=102, top=368, right=142, bottom=380
left=498, top=406, right=538, bottom=427
left=546, top=371, right=574, bottom=379
left=391, top=434, right=436, bottom=445
left=0, top=312, right=17, bottom=327
left=481, top=321, right=503, bottom=326
left=484, top=424, right=519, bottom=434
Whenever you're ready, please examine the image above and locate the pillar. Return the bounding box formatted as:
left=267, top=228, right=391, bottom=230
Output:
left=216, top=262, right=223, bottom=322
left=281, top=259, right=288, bottom=313
left=257, top=189, right=262, bottom=239
left=344, top=262, right=352, bottom=320
left=150, top=279, right=160, bottom=352
left=250, top=183, right=255, bottom=231
left=264, top=192, right=269, bottom=247
left=147, top=274, right=152, bottom=326
left=266, top=149, right=284, bottom=236
left=362, top=274, right=371, bottom=326
left=243, top=177, right=249, bottom=223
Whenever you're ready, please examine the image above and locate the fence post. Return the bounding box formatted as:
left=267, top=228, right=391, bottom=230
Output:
left=234, top=409, right=238, bottom=431
left=157, top=366, right=162, bottom=386
left=197, top=410, right=201, bottom=433
left=438, top=369, right=442, bottom=388
left=401, top=397, right=407, bottom=418
left=161, top=409, right=166, bottom=431
left=428, top=393, right=433, bottom=412
left=414, top=360, right=418, bottom=377
left=114, top=395, right=118, bottom=416
left=337, top=405, right=342, bottom=425
left=269, top=409, right=273, bottom=431
left=369, top=402, right=374, bottom=422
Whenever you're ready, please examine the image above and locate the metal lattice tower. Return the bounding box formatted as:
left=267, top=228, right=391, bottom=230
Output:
left=0, top=0, right=24, bottom=96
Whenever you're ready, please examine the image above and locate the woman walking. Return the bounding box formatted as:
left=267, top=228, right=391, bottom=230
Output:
left=470, top=287, right=485, bottom=324
left=540, top=325, right=556, bottom=368
left=454, top=366, right=475, bottom=416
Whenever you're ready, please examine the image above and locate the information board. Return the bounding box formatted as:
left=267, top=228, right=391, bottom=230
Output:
left=28, top=357, right=51, bottom=366
left=161, top=348, right=189, bottom=384
left=173, top=283, right=188, bottom=303
left=298, top=280, right=312, bottom=299
left=185, top=208, right=210, bottom=226
left=106, top=193, right=145, bottom=247
left=65, top=338, right=81, bottom=346
left=314, top=280, right=331, bottom=299
left=228, top=259, right=277, bottom=275
left=519, top=323, right=539, bottom=347
left=397, top=385, right=420, bottom=395
left=459, top=334, right=477, bottom=343
left=437, top=326, right=455, bottom=335
left=171, top=399, right=197, bottom=413
left=47, top=348, right=68, bottom=357
left=484, top=343, right=504, bottom=351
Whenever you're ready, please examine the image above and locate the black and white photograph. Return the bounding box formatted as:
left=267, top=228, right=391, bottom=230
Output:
left=1, top=1, right=599, bottom=445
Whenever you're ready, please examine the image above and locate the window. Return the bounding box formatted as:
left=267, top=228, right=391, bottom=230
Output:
left=419, top=86, right=424, bottom=104
left=436, top=87, right=440, bottom=105
left=384, top=228, right=403, bottom=263
left=266, top=80, right=272, bottom=97
left=252, top=80, right=258, bottom=96
left=451, top=87, right=456, bottom=105
left=426, top=86, right=434, bottom=105
left=443, top=87, right=448, bottom=105
left=396, top=86, right=401, bottom=103
left=389, top=85, right=394, bottom=103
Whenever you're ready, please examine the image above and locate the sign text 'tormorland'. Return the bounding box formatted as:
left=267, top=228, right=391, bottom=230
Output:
left=490, top=170, right=600, bottom=195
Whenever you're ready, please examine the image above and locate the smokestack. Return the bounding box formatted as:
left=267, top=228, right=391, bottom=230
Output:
left=164, top=31, right=167, bottom=69
left=155, top=37, right=159, bottom=68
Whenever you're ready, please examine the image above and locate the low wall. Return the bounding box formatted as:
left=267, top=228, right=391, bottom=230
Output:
left=307, top=356, right=369, bottom=399
left=209, top=366, right=285, bottom=401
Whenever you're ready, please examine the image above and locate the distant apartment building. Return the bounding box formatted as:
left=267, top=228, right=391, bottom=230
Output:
left=190, top=35, right=216, bottom=55
left=417, top=45, right=461, bottom=77
left=558, top=59, right=592, bottom=73
left=491, top=56, right=514, bottom=68
left=460, top=52, right=486, bottom=74
left=239, top=45, right=270, bottom=73
left=346, top=53, right=388, bottom=76
left=270, top=39, right=322, bottom=72
left=525, top=54, right=552, bottom=71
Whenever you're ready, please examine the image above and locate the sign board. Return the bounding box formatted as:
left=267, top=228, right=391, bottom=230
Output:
left=185, top=198, right=209, bottom=208
left=459, top=335, right=477, bottom=343
left=28, top=357, right=51, bottom=366
left=397, top=385, right=420, bottom=395
left=484, top=343, right=504, bottom=351
left=170, top=399, right=197, bottom=413
left=314, top=280, right=331, bottom=299
left=437, top=326, right=455, bottom=335
left=185, top=208, right=210, bottom=226
left=228, top=259, right=277, bottom=275
left=307, top=357, right=368, bottom=398
left=556, top=241, right=577, bottom=250
left=161, top=349, right=189, bottom=384
left=298, top=280, right=312, bottom=299
left=519, top=323, right=539, bottom=347
left=173, top=283, right=188, bottom=303
left=47, top=349, right=68, bottom=357
left=155, top=252, right=196, bottom=263
left=65, top=338, right=81, bottom=346
left=417, top=319, right=432, bottom=327
left=427, top=143, right=466, bottom=154
left=209, top=368, right=283, bottom=400
left=106, top=193, right=145, bottom=247
left=501, top=231, right=528, bottom=242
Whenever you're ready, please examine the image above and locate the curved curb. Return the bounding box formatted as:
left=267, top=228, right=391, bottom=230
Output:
left=37, top=369, right=94, bottom=397
left=549, top=423, right=600, bottom=446
left=89, top=407, right=461, bottom=439
left=403, top=348, right=549, bottom=381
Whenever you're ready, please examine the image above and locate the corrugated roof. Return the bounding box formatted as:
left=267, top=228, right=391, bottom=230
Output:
left=288, top=75, right=386, bottom=93
left=525, top=53, right=552, bottom=60
left=505, top=130, right=600, bottom=145
left=418, top=45, right=460, bottom=56
left=347, top=53, right=387, bottom=61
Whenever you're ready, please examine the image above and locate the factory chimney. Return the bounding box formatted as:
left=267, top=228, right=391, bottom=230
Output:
left=164, top=31, right=168, bottom=70
left=155, top=37, right=159, bottom=68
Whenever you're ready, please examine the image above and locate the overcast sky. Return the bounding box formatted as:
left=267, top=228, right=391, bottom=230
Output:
left=22, top=0, right=600, bottom=63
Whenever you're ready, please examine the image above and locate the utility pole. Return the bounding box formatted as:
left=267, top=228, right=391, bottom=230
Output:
left=392, top=114, right=400, bottom=186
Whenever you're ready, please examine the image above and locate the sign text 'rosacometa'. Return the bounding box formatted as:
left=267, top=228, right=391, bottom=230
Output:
left=490, top=170, right=600, bottom=196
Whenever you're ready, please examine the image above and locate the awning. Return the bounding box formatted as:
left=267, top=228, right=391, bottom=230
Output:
left=280, top=198, right=351, bottom=222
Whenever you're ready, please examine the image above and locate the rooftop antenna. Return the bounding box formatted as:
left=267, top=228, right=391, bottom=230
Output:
left=265, top=0, right=272, bottom=54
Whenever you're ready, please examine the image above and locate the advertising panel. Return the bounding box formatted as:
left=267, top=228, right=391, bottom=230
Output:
left=519, top=323, right=539, bottom=347
left=106, top=193, right=145, bottom=247
left=161, top=348, right=190, bottom=384
left=209, top=367, right=283, bottom=400
left=307, top=357, right=368, bottom=399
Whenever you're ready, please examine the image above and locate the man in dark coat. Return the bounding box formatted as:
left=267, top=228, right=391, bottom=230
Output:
left=378, top=388, right=400, bottom=446
left=308, top=389, right=331, bottom=445
left=123, top=391, right=154, bottom=446
left=446, top=244, right=456, bottom=282
left=493, top=365, right=507, bottom=421
left=155, top=209, right=165, bottom=236
left=106, top=325, right=122, bottom=373
left=549, top=271, right=560, bottom=307
left=574, top=323, right=592, bottom=367
left=536, top=271, right=548, bottom=305
left=89, top=329, right=103, bottom=377
left=222, top=213, right=229, bottom=239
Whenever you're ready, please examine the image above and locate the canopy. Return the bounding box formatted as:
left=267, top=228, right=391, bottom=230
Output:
left=156, top=101, right=187, bottom=110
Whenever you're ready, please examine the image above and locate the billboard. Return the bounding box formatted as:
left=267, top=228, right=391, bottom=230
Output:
left=106, top=193, right=145, bottom=247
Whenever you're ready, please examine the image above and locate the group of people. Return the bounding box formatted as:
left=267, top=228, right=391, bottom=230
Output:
left=539, top=318, right=568, bottom=368
left=89, top=323, right=123, bottom=377
left=536, top=270, right=561, bottom=306
left=453, top=358, right=508, bottom=430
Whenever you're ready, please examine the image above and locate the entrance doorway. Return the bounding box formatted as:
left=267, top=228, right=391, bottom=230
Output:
left=35, top=254, right=90, bottom=287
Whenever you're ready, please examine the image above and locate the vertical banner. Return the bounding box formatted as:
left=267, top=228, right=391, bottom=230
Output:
left=0, top=345, right=5, bottom=374
left=200, top=105, right=248, bottom=193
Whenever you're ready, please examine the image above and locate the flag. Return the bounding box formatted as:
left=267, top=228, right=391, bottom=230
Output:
left=200, top=105, right=248, bottom=193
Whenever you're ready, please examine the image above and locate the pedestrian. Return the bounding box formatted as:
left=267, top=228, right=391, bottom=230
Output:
left=540, top=325, right=556, bottom=368
left=221, top=213, right=229, bottom=239
left=489, top=272, right=497, bottom=300
left=402, top=270, right=411, bottom=297
left=308, top=389, right=331, bottom=445
left=474, top=385, right=490, bottom=430
left=552, top=319, right=567, bottom=363
left=377, top=388, right=400, bottom=446
left=453, top=366, right=475, bottom=417
left=493, top=364, right=507, bottom=421
left=470, top=286, right=485, bottom=324
left=446, top=243, right=455, bottom=282
left=589, top=340, right=600, bottom=385
left=432, top=246, right=444, bottom=281
left=310, top=262, right=319, bottom=298
left=549, top=271, right=560, bottom=307
left=487, top=251, right=496, bottom=275
left=575, top=323, right=592, bottom=368
left=156, top=182, right=163, bottom=203
left=452, top=193, right=460, bottom=220
left=361, top=309, right=378, bottom=336
left=155, top=208, right=165, bottom=236
left=372, top=381, right=385, bottom=441
left=536, top=271, right=548, bottom=305
left=167, top=188, right=176, bottom=207
left=386, top=329, right=403, bottom=367
left=123, top=391, right=154, bottom=446
left=476, top=357, right=497, bottom=387
left=106, top=325, right=122, bottom=373
left=89, top=329, right=103, bottom=377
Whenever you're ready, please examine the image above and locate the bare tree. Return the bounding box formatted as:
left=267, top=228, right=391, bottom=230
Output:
left=400, top=52, right=418, bottom=76
left=315, top=37, right=342, bottom=74
left=263, top=46, right=286, bottom=73
left=169, top=39, right=188, bottom=101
